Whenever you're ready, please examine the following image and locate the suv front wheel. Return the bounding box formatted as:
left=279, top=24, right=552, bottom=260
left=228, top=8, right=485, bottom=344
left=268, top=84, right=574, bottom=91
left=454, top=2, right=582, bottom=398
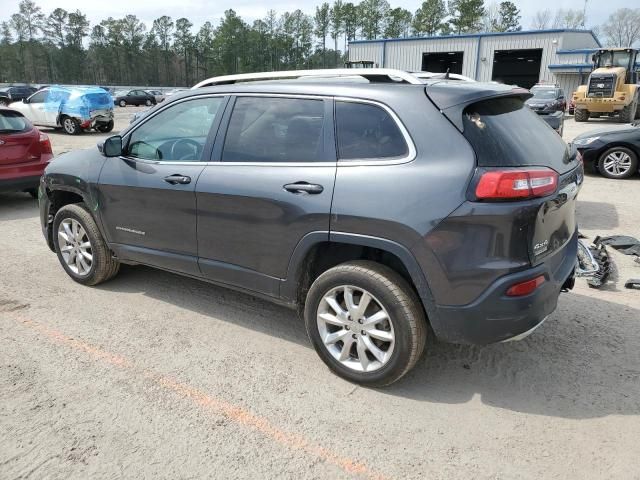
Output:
left=53, top=203, right=120, bottom=285
left=304, top=261, right=426, bottom=387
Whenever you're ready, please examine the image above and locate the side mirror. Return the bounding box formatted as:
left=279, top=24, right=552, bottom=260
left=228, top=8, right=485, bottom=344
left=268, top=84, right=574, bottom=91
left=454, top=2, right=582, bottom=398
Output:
left=591, top=54, right=596, bottom=62
left=22, top=98, right=27, bottom=103
left=102, top=135, right=123, bottom=157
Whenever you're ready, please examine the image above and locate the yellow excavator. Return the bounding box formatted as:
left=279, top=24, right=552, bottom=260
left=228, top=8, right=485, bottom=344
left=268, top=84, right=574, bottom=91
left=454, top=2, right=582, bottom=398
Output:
left=572, top=48, right=639, bottom=123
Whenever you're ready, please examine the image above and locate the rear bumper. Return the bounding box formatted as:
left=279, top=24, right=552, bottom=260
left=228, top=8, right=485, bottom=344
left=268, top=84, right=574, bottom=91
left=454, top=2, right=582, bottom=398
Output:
left=430, top=229, right=578, bottom=345
left=0, top=175, right=42, bottom=193
left=574, top=97, right=627, bottom=113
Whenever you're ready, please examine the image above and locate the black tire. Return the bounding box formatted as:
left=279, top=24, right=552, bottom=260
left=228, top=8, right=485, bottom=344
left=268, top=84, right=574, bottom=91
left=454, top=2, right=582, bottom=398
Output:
left=574, top=109, right=589, bottom=122
left=52, top=203, right=120, bottom=286
left=304, top=260, right=427, bottom=387
left=597, top=146, right=638, bottom=179
left=96, top=120, right=114, bottom=133
left=619, top=99, right=637, bottom=123
left=61, top=116, right=81, bottom=135
left=119, top=99, right=126, bottom=107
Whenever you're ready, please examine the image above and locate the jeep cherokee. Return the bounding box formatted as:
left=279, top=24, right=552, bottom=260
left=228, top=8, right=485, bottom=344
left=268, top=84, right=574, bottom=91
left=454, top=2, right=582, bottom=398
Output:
left=39, top=69, right=582, bottom=386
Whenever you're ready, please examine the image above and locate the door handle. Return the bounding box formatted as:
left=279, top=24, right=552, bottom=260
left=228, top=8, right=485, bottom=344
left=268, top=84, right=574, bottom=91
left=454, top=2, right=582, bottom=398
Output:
left=164, top=174, right=191, bottom=185
left=283, top=182, right=324, bottom=194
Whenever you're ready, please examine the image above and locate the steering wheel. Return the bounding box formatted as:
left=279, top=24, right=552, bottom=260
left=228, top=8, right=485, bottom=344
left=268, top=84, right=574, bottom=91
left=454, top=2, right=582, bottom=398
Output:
left=170, top=138, right=201, bottom=161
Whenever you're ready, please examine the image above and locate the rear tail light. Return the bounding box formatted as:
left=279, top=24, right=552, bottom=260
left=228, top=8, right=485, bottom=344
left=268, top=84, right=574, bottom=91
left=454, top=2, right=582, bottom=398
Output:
left=39, top=132, right=53, bottom=155
left=475, top=168, right=558, bottom=200
left=506, top=275, right=546, bottom=297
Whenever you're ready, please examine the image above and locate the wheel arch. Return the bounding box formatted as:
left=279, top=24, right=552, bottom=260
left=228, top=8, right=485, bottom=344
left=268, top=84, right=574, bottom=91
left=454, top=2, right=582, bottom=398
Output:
left=43, top=186, right=95, bottom=250
left=281, top=231, right=438, bottom=324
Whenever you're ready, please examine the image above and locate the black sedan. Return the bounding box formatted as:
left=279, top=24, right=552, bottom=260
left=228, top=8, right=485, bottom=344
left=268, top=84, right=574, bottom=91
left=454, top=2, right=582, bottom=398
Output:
left=572, top=123, right=640, bottom=179
left=113, top=89, right=156, bottom=107
left=0, top=85, right=37, bottom=106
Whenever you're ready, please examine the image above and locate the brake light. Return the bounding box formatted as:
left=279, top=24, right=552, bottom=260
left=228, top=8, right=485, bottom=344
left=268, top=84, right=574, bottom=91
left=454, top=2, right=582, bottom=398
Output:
left=475, top=168, right=558, bottom=200
left=506, top=275, right=546, bottom=296
left=39, top=132, right=52, bottom=155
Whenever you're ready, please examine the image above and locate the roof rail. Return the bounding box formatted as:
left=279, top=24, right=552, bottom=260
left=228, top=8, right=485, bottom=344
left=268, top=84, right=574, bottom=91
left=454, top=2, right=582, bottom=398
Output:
left=191, top=68, right=424, bottom=89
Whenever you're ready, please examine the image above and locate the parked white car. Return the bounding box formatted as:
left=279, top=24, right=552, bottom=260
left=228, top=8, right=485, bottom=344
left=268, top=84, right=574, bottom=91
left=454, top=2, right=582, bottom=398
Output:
left=10, top=86, right=114, bottom=135
left=146, top=89, right=165, bottom=103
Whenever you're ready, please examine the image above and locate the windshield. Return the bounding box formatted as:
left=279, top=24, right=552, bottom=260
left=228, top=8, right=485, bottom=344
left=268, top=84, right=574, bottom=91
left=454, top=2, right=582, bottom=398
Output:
left=115, top=90, right=128, bottom=96
left=0, top=110, right=30, bottom=133
left=530, top=89, right=558, bottom=99
left=596, top=51, right=632, bottom=68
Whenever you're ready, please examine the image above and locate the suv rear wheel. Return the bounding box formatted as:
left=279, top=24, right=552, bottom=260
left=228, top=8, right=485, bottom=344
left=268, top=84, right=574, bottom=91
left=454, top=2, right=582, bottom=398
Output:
left=304, top=261, right=426, bottom=387
left=53, top=203, right=120, bottom=285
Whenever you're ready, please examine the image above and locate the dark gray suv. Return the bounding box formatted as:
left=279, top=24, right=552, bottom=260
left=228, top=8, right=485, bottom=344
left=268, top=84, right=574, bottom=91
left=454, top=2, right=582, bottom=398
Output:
left=39, top=69, right=582, bottom=386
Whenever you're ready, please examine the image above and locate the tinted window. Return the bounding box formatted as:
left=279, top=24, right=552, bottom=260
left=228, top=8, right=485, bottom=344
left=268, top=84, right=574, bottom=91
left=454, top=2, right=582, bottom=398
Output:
left=222, top=97, right=325, bottom=163
left=29, top=91, right=47, bottom=103
left=335, top=101, right=408, bottom=160
left=127, top=96, right=223, bottom=161
left=462, top=97, right=571, bottom=171
left=0, top=110, right=30, bottom=132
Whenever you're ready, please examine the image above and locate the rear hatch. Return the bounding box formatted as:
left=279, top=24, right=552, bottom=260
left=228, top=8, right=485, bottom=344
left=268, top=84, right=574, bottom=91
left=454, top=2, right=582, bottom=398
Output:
left=0, top=110, right=39, bottom=166
left=425, top=82, right=582, bottom=264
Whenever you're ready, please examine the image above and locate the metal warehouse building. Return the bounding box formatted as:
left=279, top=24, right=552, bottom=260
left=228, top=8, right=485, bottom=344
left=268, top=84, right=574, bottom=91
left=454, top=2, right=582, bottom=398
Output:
left=348, top=29, right=601, bottom=96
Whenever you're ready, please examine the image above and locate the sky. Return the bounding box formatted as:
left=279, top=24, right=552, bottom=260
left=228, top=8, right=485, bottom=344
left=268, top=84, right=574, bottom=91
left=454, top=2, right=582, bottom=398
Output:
left=0, top=0, right=629, bottom=35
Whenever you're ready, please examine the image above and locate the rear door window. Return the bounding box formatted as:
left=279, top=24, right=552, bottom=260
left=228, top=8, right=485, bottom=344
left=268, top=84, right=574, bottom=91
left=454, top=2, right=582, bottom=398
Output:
left=221, top=97, right=326, bottom=163
left=335, top=101, right=408, bottom=160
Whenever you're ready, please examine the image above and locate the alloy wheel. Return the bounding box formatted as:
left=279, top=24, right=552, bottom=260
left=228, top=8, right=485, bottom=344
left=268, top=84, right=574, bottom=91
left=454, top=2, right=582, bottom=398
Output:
left=316, top=285, right=395, bottom=373
left=57, top=218, right=93, bottom=276
left=603, top=150, right=632, bottom=176
left=63, top=118, right=75, bottom=134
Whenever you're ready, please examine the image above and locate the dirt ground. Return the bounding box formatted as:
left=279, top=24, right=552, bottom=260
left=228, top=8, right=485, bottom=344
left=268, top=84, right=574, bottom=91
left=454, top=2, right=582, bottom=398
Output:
left=1, top=110, right=639, bottom=479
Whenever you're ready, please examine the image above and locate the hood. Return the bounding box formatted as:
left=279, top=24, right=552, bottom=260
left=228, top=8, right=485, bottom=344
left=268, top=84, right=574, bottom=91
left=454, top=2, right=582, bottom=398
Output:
left=591, top=66, right=626, bottom=77
left=573, top=125, right=638, bottom=141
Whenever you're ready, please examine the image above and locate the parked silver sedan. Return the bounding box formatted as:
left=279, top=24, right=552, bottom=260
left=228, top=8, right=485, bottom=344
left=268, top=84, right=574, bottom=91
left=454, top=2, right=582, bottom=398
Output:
left=146, top=89, right=165, bottom=103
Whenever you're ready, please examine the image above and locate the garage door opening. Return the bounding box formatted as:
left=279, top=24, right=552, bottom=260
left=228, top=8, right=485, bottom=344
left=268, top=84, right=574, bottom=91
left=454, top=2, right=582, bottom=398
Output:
left=491, top=49, right=542, bottom=89
left=422, top=52, right=464, bottom=74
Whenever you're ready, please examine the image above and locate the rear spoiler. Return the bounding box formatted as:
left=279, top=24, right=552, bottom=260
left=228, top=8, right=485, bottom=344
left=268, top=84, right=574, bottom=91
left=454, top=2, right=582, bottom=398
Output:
left=425, top=82, right=532, bottom=131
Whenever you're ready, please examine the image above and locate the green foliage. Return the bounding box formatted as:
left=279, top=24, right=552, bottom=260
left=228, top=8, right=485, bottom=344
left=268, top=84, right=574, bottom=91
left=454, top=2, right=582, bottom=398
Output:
left=412, top=0, right=447, bottom=36
left=359, top=0, right=390, bottom=40
left=449, top=0, right=486, bottom=34
left=384, top=8, right=412, bottom=38
left=492, top=1, right=521, bottom=32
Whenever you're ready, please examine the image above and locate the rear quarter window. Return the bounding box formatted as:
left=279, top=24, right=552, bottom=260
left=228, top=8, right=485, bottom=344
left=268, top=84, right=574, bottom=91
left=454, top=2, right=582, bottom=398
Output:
left=335, top=101, right=408, bottom=160
left=462, top=97, right=571, bottom=170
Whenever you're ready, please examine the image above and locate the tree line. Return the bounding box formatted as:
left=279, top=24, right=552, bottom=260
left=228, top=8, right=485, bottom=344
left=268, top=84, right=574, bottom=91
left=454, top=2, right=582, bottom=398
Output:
left=0, top=0, right=637, bottom=88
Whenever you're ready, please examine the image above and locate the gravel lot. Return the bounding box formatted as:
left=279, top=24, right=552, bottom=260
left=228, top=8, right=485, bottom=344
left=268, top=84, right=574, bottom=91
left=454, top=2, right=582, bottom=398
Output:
left=1, top=109, right=639, bottom=479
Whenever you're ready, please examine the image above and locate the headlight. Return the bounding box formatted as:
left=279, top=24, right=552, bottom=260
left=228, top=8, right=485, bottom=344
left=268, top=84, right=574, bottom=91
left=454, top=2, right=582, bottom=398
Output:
left=573, top=136, right=599, bottom=146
